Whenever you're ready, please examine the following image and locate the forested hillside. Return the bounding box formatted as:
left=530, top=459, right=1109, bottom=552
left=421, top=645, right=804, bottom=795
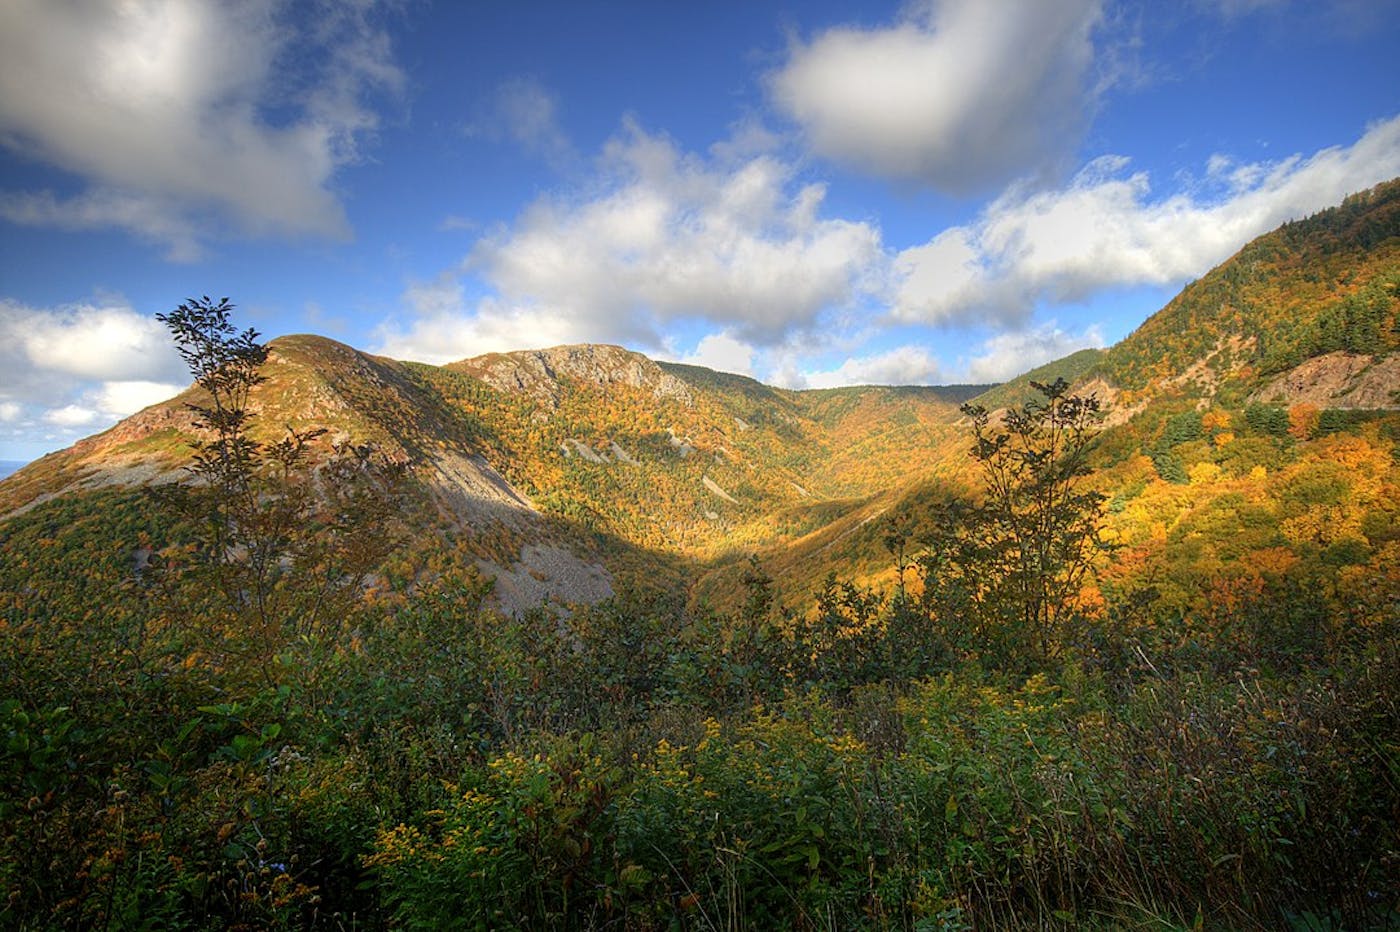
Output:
left=1098, top=178, right=1400, bottom=403
left=1, top=182, right=1397, bottom=929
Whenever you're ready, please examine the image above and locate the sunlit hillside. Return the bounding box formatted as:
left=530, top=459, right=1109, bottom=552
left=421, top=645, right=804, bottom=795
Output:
left=1, top=181, right=1397, bottom=930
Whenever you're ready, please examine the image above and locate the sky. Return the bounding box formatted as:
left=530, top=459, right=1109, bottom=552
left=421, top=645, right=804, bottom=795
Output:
left=1, top=0, right=1399, bottom=462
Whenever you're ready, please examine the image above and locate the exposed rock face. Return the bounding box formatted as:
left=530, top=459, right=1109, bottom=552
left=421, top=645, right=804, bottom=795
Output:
left=1165, top=334, right=1258, bottom=408
left=453, top=344, right=693, bottom=408
left=702, top=475, right=738, bottom=504
left=87, top=403, right=195, bottom=452
left=480, top=544, right=614, bottom=615
left=1073, top=377, right=1136, bottom=427
left=419, top=449, right=538, bottom=525
left=1252, top=352, right=1400, bottom=409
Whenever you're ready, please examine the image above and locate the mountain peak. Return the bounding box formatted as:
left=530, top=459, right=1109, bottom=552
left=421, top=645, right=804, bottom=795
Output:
left=450, top=343, right=693, bottom=408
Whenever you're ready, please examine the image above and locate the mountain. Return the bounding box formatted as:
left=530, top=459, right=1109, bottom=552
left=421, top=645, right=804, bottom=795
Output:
left=697, top=178, right=1400, bottom=609
left=2, top=181, right=1398, bottom=615
left=6, top=185, right=1398, bottom=932
left=378, top=342, right=987, bottom=603
left=0, top=330, right=985, bottom=612
left=1082, top=178, right=1400, bottom=413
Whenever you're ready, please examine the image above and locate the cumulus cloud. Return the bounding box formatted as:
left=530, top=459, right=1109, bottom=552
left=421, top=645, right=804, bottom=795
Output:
left=672, top=331, right=757, bottom=376
left=0, top=0, right=402, bottom=257
left=770, top=0, right=1103, bottom=190
left=893, top=114, right=1400, bottom=325
left=795, top=345, right=944, bottom=390
left=965, top=323, right=1105, bottom=383
left=96, top=380, right=189, bottom=418
left=0, top=299, right=188, bottom=453
left=10, top=303, right=186, bottom=384
left=479, top=122, right=886, bottom=341
left=380, top=111, right=1400, bottom=391
left=43, top=405, right=100, bottom=428
left=376, top=121, right=885, bottom=362
left=375, top=287, right=597, bottom=365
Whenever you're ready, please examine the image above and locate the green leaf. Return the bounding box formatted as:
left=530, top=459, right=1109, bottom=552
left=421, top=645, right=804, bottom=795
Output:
left=619, top=863, right=650, bottom=889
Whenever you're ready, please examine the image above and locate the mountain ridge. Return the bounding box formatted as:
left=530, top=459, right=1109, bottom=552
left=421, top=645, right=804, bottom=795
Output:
left=2, top=179, right=1398, bottom=612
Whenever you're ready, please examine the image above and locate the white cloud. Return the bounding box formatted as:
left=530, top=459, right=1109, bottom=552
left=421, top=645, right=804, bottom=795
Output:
left=377, top=121, right=885, bottom=362
left=9, top=303, right=187, bottom=383
left=893, top=114, right=1400, bottom=325
left=796, top=345, right=943, bottom=390
left=0, top=299, right=190, bottom=452
left=374, top=280, right=593, bottom=365
left=380, top=112, right=1400, bottom=393
left=96, top=381, right=186, bottom=418
left=43, top=405, right=100, bottom=428
left=483, top=122, right=885, bottom=341
left=0, top=0, right=402, bottom=256
left=673, top=331, right=757, bottom=376
left=770, top=0, right=1103, bottom=190
left=964, top=323, right=1105, bottom=384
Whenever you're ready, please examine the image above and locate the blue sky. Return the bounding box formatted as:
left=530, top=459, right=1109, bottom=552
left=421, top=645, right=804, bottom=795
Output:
left=1, top=0, right=1398, bottom=462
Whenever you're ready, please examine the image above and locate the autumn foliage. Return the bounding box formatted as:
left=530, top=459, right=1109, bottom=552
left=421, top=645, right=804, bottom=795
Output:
left=2, top=177, right=1400, bottom=931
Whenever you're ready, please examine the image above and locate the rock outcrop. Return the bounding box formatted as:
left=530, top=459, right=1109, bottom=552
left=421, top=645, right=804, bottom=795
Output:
left=1252, top=352, right=1400, bottom=409
left=450, top=344, right=693, bottom=409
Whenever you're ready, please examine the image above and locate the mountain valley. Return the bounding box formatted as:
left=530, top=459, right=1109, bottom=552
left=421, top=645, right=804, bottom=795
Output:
left=6, top=181, right=1398, bottom=618
left=2, top=179, right=1398, bottom=931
